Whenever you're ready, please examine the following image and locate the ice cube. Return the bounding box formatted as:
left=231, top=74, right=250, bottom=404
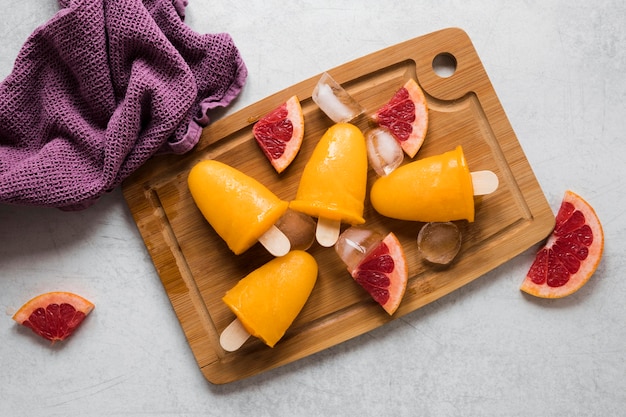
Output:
left=365, top=127, right=404, bottom=176
left=312, top=72, right=364, bottom=123
left=417, top=222, right=462, bottom=265
left=275, top=209, right=316, bottom=251
left=335, top=226, right=384, bottom=272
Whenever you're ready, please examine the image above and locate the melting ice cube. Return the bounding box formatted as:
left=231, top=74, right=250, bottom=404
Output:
left=417, top=222, right=462, bottom=265
left=335, top=226, right=384, bottom=272
left=312, top=72, right=364, bottom=123
left=275, top=209, right=316, bottom=251
left=365, top=127, right=404, bottom=176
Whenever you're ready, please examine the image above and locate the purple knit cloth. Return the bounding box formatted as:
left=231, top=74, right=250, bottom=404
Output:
left=0, top=0, right=247, bottom=210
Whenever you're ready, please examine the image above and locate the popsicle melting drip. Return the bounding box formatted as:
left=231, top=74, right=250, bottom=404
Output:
left=312, top=72, right=364, bottom=123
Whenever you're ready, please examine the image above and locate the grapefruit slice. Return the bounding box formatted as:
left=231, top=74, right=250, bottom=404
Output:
left=372, top=78, right=428, bottom=158
left=350, top=232, right=408, bottom=315
left=13, top=291, right=95, bottom=342
left=252, top=95, right=304, bottom=173
left=521, top=191, right=604, bottom=298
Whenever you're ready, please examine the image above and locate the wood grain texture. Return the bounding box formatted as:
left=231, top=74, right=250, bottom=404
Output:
left=122, top=28, right=555, bottom=384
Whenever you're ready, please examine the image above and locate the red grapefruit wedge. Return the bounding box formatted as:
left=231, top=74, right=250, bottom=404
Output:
left=521, top=191, right=604, bottom=298
left=350, top=232, right=408, bottom=315
left=253, top=95, right=304, bottom=173
left=13, top=292, right=94, bottom=343
left=373, top=78, right=428, bottom=158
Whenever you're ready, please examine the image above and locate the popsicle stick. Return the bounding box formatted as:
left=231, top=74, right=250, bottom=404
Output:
left=258, top=225, right=291, bottom=257
left=316, top=217, right=341, bottom=247
left=471, top=170, right=499, bottom=196
left=220, top=318, right=250, bottom=352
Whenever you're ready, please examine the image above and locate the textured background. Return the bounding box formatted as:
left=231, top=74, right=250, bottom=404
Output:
left=2, top=1, right=625, bottom=416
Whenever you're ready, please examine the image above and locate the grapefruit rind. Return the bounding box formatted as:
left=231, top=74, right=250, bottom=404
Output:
left=12, top=291, right=95, bottom=342
left=252, top=95, right=304, bottom=173
left=373, top=78, right=428, bottom=158
left=350, top=232, right=408, bottom=315
left=520, top=191, right=604, bottom=298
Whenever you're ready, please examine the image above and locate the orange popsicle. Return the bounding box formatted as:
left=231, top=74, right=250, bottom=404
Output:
left=290, top=123, right=368, bottom=246
left=221, top=250, right=318, bottom=350
left=188, top=160, right=290, bottom=255
left=370, top=146, right=476, bottom=222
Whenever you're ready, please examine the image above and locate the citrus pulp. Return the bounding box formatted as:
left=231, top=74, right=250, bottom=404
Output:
left=373, top=78, right=428, bottom=158
left=13, top=291, right=95, bottom=342
left=350, top=232, right=408, bottom=315
left=521, top=191, right=604, bottom=298
left=253, top=95, right=304, bottom=173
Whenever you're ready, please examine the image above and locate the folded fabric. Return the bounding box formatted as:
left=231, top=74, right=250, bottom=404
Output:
left=0, top=0, right=247, bottom=210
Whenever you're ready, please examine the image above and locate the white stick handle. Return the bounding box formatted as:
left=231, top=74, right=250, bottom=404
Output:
left=258, top=225, right=291, bottom=257
left=220, top=318, right=251, bottom=352
left=316, top=217, right=341, bottom=247
left=471, top=170, right=499, bottom=196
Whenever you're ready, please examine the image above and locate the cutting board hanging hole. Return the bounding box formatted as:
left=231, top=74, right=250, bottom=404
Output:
left=432, top=52, right=457, bottom=78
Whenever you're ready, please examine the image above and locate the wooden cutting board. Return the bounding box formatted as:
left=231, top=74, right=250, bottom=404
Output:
left=122, top=27, right=555, bottom=384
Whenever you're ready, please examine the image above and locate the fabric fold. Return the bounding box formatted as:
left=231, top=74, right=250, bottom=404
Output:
left=0, top=0, right=247, bottom=210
